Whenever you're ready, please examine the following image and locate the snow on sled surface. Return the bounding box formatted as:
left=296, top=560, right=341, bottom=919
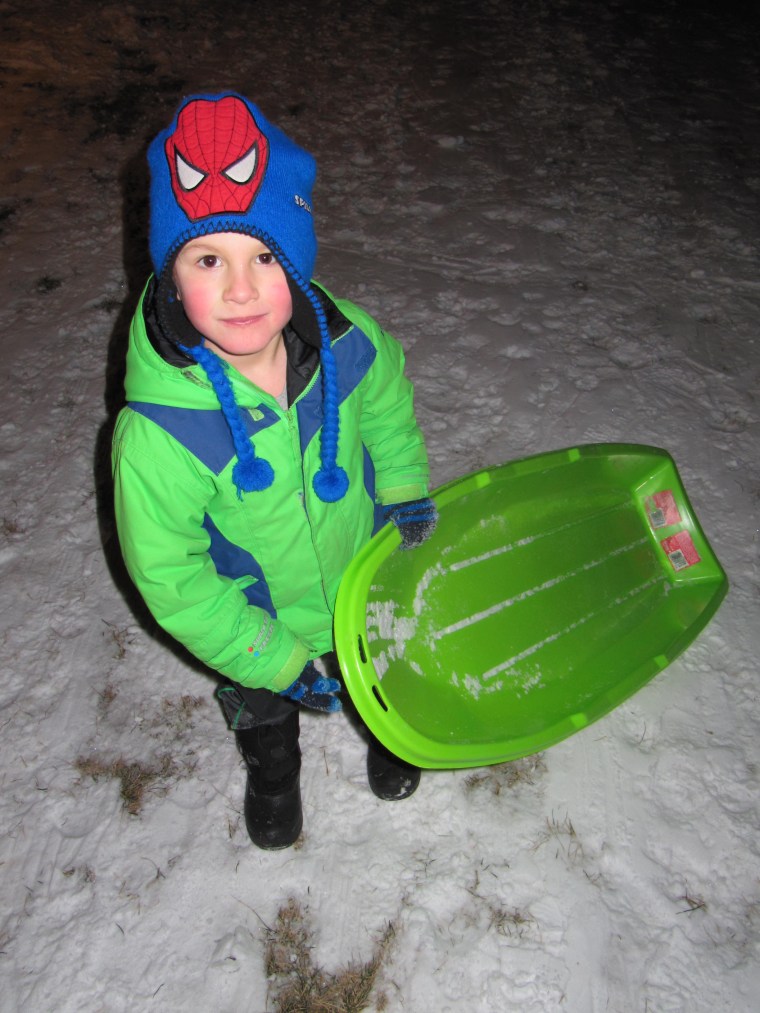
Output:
left=334, top=444, right=728, bottom=768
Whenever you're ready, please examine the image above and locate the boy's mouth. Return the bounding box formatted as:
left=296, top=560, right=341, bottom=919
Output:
left=222, top=314, right=267, bottom=326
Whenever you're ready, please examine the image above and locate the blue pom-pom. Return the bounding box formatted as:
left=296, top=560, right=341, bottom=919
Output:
left=312, top=466, right=349, bottom=503
left=233, top=455, right=275, bottom=495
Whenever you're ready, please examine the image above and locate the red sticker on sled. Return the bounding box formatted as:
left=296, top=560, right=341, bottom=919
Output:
left=646, top=490, right=682, bottom=529
left=661, top=531, right=700, bottom=571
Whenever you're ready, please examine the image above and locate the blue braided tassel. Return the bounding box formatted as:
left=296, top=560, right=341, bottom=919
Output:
left=179, top=342, right=275, bottom=497
left=302, top=289, right=349, bottom=503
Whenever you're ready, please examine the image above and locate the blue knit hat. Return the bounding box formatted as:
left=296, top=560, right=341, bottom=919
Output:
left=147, top=92, right=348, bottom=502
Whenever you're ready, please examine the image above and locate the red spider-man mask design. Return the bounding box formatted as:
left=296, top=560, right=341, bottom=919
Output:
left=165, top=96, right=269, bottom=221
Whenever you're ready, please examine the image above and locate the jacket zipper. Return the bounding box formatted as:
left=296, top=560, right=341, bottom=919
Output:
left=286, top=371, right=334, bottom=614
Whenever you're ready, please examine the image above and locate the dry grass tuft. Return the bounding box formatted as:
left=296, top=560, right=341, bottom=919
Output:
left=101, top=620, right=134, bottom=660
left=532, top=812, right=584, bottom=865
left=676, top=889, right=708, bottom=915
left=75, top=753, right=177, bottom=815
left=157, top=693, right=206, bottom=734
left=487, top=903, right=537, bottom=938
left=2, top=516, right=23, bottom=536
left=464, top=753, right=547, bottom=795
left=265, top=898, right=395, bottom=1013
left=96, top=681, right=118, bottom=717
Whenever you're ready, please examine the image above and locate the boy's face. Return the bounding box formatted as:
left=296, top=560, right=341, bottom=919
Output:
left=172, top=232, right=292, bottom=368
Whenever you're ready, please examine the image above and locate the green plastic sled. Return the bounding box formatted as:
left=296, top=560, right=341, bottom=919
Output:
left=334, top=444, right=728, bottom=768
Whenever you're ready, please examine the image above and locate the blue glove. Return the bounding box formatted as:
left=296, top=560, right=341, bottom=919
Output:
left=280, top=661, right=342, bottom=713
left=384, top=498, right=438, bottom=550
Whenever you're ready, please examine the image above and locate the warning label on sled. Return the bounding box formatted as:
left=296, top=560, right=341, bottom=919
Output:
left=646, top=490, right=682, bottom=529
left=661, top=531, right=701, bottom=571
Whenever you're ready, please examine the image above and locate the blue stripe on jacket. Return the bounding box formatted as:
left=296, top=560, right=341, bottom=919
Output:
left=201, top=515, right=276, bottom=617
left=295, top=326, right=377, bottom=455
left=128, top=402, right=280, bottom=475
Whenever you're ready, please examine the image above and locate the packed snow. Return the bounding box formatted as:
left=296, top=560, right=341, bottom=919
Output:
left=1, top=1, right=758, bottom=1010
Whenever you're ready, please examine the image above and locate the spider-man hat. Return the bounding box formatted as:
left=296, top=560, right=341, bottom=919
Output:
left=147, top=92, right=348, bottom=503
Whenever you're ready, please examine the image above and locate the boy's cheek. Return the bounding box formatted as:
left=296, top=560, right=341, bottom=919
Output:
left=271, top=281, right=293, bottom=317
left=180, top=290, right=213, bottom=330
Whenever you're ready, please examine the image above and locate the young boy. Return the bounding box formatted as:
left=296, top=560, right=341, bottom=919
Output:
left=111, top=92, right=437, bottom=850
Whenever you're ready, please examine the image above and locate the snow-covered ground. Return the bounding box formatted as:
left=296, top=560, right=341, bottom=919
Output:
left=1, top=1, right=758, bottom=1010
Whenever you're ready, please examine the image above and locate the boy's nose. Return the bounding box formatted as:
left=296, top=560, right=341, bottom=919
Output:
left=225, top=268, right=258, bottom=302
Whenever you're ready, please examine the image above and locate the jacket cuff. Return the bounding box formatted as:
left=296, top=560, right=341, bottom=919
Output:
left=266, top=640, right=312, bottom=693
left=376, top=483, right=430, bottom=507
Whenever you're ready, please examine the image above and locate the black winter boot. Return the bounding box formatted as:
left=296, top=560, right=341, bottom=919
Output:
left=367, top=735, right=421, bottom=801
left=236, top=711, right=302, bottom=850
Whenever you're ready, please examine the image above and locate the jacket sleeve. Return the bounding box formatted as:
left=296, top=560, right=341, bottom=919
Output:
left=338, top=300, right=431, bottom=505
left=111, top=410, right=310, bottom=692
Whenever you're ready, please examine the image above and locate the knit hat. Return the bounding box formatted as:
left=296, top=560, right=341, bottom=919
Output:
left=147, top=92, right=348, bottom=502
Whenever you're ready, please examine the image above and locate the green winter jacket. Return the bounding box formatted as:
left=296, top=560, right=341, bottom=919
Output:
left=112, top=282, right=430, bottom=693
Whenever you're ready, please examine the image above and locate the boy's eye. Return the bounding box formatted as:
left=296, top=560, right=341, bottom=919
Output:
left=199, top=255, right=220, bottom=268
left=257, top=252, right=274, bottom=265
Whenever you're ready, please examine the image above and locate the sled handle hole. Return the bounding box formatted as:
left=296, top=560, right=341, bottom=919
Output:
left=357, top=634, right=368, bottom=664
left=371, top=685, right=389, bottom=711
